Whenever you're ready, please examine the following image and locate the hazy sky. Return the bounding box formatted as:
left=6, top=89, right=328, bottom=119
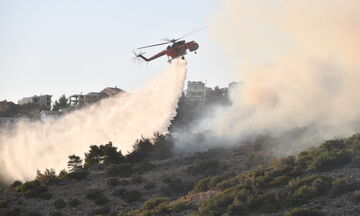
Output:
left=0, top=0, right=236, bottom=103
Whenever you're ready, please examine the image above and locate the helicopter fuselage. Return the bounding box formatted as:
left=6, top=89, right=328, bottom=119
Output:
left=136, top=40, right=199, bottom=62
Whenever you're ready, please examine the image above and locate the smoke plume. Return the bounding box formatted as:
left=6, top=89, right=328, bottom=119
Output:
left=199, top=0, right=360, bottom=154
left=0, top=60, right=186, bottom=182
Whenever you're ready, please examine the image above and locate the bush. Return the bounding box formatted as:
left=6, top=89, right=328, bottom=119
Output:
left=66, top=170, right=88, bottom=180
left=111, top=188, right=126, bottom=197
left=332, top=178, right=349, bottom=196
left=53, top=199, right=66, bottom=209
left=16, top=180, right=50, bottom=199
left=161, top=178, right=192, bottom=196
left=68, top=198, right=80, bottom=207
left=36, top=169, right=57, bottom=184
left=187, top=160, right=221, bottom=176
left=11, top=180, right=22, bottom=188
left=133, top=161, right=156, bottom=174
left=123, top=190, right=141, bottom=202
left=85, top=187, right=103, bottom=200
left=106, top=163, right=133, bottom=177
left=284, top=208, right=325, bottom=216
left=169, top=200, right=190, bottom=212
left=310, top=150, right=352, bottom=171
left=290, top=185, right=318, bottom=205
left=192, top=177, right=210, bottom=193
left=142, top=197, right=169, bottom=210
left=0, top=199, right=8, bottom=208
left=107, top=178, right=120, bottom=187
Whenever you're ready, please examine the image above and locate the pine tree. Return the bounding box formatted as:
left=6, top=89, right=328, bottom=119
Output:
left=67, top=155, right=82, bottom=172
left=84, top=145, right=102, bottom=167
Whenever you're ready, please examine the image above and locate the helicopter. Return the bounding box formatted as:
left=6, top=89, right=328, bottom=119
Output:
left=134, top=28, right=204, bottom=63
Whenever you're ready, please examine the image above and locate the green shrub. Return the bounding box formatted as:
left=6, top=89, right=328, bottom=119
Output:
left=68, top=198, right=80, bottom=207
left=290, top=185, right=318, bottom=205
left=16, top=180, right=50, bottom=199
left=199, top=191, right=234, bottom=216
left=142, top=197, right=169, bottom=210
left=106, top=163, right=133, bottom=177
left=111, top=188, right=126, bottom=197
left=85, top=187, right=103, bottom=200
left=0, top=199, right=8, bottom=208
left=321, top=139, right=345, bottom=151
left=66, top=170, right=88, bottom=180
left=208, top=172, right=235, bottom=188
left=332, top=178, right=349, bottom=196
left=123, top=190, right=141, bottom=202
left=269, top=175, right=291, bottom=187
left=11, top=180, right=22, bottom=188
left=284, top=208, right=325, bottom=216
left=187, top=160, right=221, bottom=176
left=133, top=161, right=156, bottom=173
left=107, top=178, right=120, bottom=187
left=161, top=177, right=192, bottom=196
left=53, top=199, right=66, bottom=209
left=310, top=150, right=352, bottom=171
left=169, top=200, right=190, bottom=212
left=192, top=177, right=210, bottom=193
left=36, top=169, right=57, bottom=184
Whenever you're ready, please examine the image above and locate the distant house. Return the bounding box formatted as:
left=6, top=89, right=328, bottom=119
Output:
left=18, top=95, right=52, bottom=110
left=101, top=87, right=124, bottom=97
left=69, top=87, right=124, bottom=108
left=0, top=100, right=16, bottom=112
left=185, top=81, right=206, bottom=103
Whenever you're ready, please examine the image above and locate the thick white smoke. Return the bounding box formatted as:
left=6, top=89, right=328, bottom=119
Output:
left=0, top=60, right=186, bottom=182
left=197, top=0, right=360, bottom=154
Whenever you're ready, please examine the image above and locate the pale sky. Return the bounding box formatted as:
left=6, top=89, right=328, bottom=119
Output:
left=0, top=0, right=236, bottom=103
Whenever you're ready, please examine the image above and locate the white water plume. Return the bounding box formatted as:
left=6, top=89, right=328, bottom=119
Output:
left=0, top=60, right=187, bottom=182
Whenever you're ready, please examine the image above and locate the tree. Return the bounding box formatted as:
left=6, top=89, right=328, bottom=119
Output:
left=53, top=95, right=69, bottom=111
left=126, top=137, right=154, bottom=163
left=67, top=155, right=82, bottom=172
left=84, top=145, right=102, bottom=167
left=100, top=142, right=124, bottom=165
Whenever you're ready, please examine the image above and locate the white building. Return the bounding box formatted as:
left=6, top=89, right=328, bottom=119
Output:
left=185, top=81, right=206, bottom=103
left=18, top=95, right=52, bottom=110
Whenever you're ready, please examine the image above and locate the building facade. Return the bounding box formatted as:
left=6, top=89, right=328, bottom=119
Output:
left=185, top=81, right=206, bottom=103
left=18, top=95, right=52, bottom=110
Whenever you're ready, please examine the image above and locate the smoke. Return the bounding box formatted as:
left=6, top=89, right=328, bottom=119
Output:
left=195, top=0, right=360, bottom=154
left=0, top=60, right=186, bottom=182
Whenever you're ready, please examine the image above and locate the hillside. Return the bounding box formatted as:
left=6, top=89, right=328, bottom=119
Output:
left=1, top=133, right=360, bottom=216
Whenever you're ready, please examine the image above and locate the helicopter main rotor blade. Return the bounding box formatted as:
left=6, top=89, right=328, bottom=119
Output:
left=174, top=27, right=207, bottom=41
left=137, top=41, right=170, bottom=49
